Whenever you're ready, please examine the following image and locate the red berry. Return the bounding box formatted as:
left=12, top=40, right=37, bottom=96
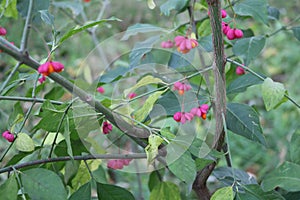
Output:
left=221, top=10, right=227, bottom=18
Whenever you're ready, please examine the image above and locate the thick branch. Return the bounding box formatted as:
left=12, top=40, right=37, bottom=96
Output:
left=193, top=0, right=226, bottom=199
left=0, top=153, right=146, bottom=174
left=0, top=37, right=150, bottom=139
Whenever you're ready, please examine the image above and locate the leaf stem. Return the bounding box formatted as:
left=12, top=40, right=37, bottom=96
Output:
left=0, top=62, right=22, bottom=95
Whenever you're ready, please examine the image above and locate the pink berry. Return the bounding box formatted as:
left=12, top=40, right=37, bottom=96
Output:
left=97, top=86, right=105, bottom=94
left=128, top=92, right=137, bottom=99
left=173, top=112, right=182, bottom=122
left=2, top=131, right=15, bottom=142
left=226, top=29, right=236, bottom=40
left=0, top=27, right=7, bottom=36
left=234, top=29, right=244, bottom=39
left=236, top=66, right=245, bottom=75
left=221, top=10, right=227, bottom=18
left=38, top=76, right=46, bottom=84
left=222, top=23, right=230, bottom=34
left=102, top=121, right=113, bottom=134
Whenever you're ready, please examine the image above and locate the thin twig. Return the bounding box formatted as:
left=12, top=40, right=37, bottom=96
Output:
left=0, top=96, right=64, bottom=105
left=0, top=62, right=22, bottom=95
left=0, top=153, right=147, bottom=174
left=20, top=0, right=33, bottom=52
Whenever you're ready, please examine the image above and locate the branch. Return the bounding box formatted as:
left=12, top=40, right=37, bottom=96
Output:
left=0, top=96, right=63, bottom=105
left=0, top=37, right=150, bottom=139
left=193, top=0, right=226, bottom=199
left=0, top=153, right=147, bottom=174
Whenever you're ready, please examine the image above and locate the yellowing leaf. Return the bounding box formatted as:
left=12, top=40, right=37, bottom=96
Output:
left=261, top=78, right=286, bottom=111
left=124, top=75, right=166, bottom=97
left=211, top=186, right=234, bottom=200
left=147, top=0, right=156, bottom=9
left=134, top=90, right=165, bottom=122
left=15, top=133, right=35, bottom=152
left=145, top=135, right=163, bottom=165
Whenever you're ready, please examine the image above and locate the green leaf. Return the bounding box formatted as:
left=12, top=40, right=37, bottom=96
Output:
left=39, top=10, right=54, bottom=26
left=150, top=182, right=181, bottom=200
left=99, top=66, right=130, bottom=83
left=213, top=167, right=257, bottom=186
left=261, top=78, right=286, bottom=111
left=64, top=116, right=73, bottom=157
left=290, top=130, right=300, bottom=165
left=168, top=52, right=194, bottom=69
left=148, top=170, right=164, bottom=191
left=97, top=183, right=135, bottom=200
left=52, top=1, right=83, bottom=16
left=58, top=17, right=121, bottom=45
left=129, top=35, right=160, bottom=67
left=15, top=132, right=35, bottom=152
left=145, top=134, right=164, bottom=164
left=292, top=27, right=300, bottom=41
left=268, top=6, right=280, bottom=21
left=232, top=36, right=266, bottom=65
left=124, top=75, right=165, bottom=97
left=64, top=160, right=80, bottom=185
left=44, top=86, right=65, bottom=100
left=1, top=0, right=18, bottom=19
left=226, top=103, right=266, bottom=145
left=21, top=168, right=67, bottom=200
left=198, top=34, right=213, bottom=52
left=235, top=184, right=285, bottom=200
left=160, top=0, right=189, bottom=16
left=227, top=73, right=263, bottom=95
left=17, top=0, right=50, bottom=24
left=147, top=0, right=156, bottom=9
left=211, top=186, right=234, bottom=200
left=0, top=175, right=18, bottom=200
left=121, top=23, right=165, bottom=40
left=69, top=181, right=91, bottom=200
left=233, top=0, right=268, bottom=25
left=134, top=90, right=165, bottom=122
left=167, top=151, right=197, bottom=185
left=195, top=158, right=214, bottom=171
left=261, top=162, right=300, bottom=192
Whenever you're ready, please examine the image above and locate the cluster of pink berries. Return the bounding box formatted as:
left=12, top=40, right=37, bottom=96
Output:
left=161, top=34, right=198, bottom=54
left=173, top=81, right=192, bottom=95
left=38, top=61, right=64, bottom=83
left=107, top=159, right=132, bottom=170
left=2, top=131, right=15, bottom=142
left=173, top=104, right=209, bottom=124
left=215, top=9, right=243, bottom=40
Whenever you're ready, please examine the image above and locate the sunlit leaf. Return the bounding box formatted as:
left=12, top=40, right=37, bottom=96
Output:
left=261, top=78, right=286, bottom=111
left=150, top=182, right=181, bottom=200
left=15, top=132, right=35, bottom=152
left=211, top=186, right=234, bottom=200
left=145, top=134, right=164, bottom=164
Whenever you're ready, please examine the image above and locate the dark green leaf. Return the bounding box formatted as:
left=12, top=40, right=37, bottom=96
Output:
left=213, top=167, right=257, bottom=187
left=17, top=0, right=50, bottom=24
left=233, top=0, right=268, bottom=25
left=227, top=73, right=263, bottom=95
left=268, top=6, right=280, bottom=21
left=148, top=170, right=164, bottom=191
left=195, top=158, right=214, bottom=171
left=58, top=17, right=121, bottom=45
left=129, top=36, right=160, bottom=68
left=232, top=36, right=266, bottom=65
left=92, top=166, right=108, bottom=184
left=160, top=0, right=189, bottom=16
left=292, top=27, right=300, bottom=41
left=167, top=151, right=196, bottom=185
left=121, top=23, right=165, bottom=40
left=64, top=160, right=80, bottom=185
left=261, top=162, right=300, bottom=192
left=290, top=130, right=300, bottom=165
left=226, top=103, right=266, bottom=145
left=168, top=51, right=193, bottom=69
left=69, top=181, right=91, bottom=200
left=99, top=67, right=130, bottom=83
left=44, top=86, right=65, bottom=100
left=97, top=183, right=135, bottom=200
left=198, top=34, right=213, bottom=52
left=235, top=184, right=285, bottom=200
left=150, top=182, right=181, bottom=200
left=21, top=168, right=67, bottom=200
left=52, top=1, right=83, bottom=16
left=0, top=175, right=18, bottom=200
